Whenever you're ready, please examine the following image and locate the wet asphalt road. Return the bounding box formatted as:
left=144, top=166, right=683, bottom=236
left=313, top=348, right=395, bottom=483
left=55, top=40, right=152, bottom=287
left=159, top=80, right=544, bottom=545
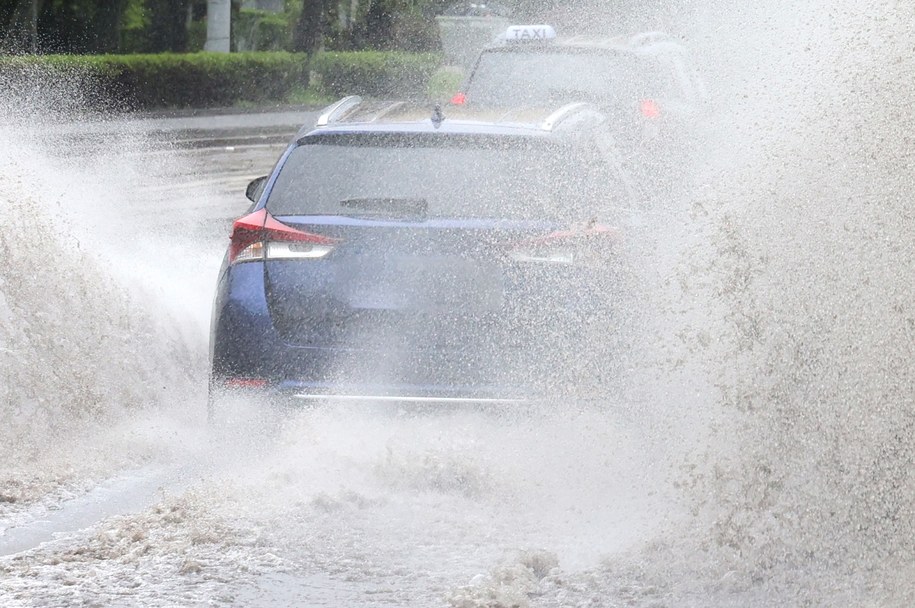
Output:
left=49, top=108, right=321, bottom=150
left=71, top=109, right=321, bottom=240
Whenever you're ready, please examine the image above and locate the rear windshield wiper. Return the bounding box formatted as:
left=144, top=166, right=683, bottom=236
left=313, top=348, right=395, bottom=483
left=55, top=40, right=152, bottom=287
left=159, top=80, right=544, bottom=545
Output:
left=340, top=198, right=428, bottom=220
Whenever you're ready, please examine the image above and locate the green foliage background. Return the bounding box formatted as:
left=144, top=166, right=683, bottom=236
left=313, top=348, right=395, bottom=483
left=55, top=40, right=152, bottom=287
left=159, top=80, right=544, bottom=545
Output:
left=0, top=50, right=441, bottom=108
left=312, top=50, right=440, bottom=97
left=0, top=0, right=585, bottom=55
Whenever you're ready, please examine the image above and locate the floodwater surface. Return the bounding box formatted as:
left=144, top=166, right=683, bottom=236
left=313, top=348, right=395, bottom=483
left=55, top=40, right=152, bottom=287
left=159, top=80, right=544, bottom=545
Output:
left=1, top=1, right=914, bottom=606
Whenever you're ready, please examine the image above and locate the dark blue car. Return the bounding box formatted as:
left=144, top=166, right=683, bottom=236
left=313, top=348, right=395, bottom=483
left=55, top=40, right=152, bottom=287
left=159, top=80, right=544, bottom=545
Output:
left=209, top=98, right=634, bottom=416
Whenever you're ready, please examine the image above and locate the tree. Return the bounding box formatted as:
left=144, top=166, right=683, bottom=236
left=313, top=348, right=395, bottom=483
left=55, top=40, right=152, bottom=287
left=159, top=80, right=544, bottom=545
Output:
left=342, top=0, right=447, bottom=52
left=92, top=0, right=130, bottom=52
left=0, top=0, right=34, bottom=53
left=146, top=0, right=190, bottom=52
left=0, top=0, right=202, bottom=54
left=291, top=0, right=325, bottom=54
left=1, top=0, right=135, bottom=54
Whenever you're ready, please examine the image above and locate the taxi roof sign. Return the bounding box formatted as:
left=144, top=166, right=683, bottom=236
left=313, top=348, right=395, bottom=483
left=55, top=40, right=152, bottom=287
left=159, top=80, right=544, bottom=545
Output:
left=503, top=25, right=557, bottom=42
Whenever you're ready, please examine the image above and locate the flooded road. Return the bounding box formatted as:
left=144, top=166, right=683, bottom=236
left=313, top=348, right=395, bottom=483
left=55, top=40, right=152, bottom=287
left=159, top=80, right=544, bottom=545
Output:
left=0, top=111, right=692, bottom=606
left=3, top=1, right=915, bottom=604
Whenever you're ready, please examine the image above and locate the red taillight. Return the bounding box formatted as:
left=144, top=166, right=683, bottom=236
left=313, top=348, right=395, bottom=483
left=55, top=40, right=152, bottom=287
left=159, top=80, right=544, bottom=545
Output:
left=640, top=99, right=661, bottom=119
left=508, top=224, right=619, bottom=265
left=229, top=209, right=268, bottom=263
left=450, top=92, right=467, bottom=105
left=228, top=208, right=338, bottom=264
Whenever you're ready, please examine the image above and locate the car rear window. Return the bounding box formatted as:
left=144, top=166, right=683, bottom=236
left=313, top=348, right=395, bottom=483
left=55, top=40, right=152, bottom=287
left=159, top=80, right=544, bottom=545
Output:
left=466, top=49, right=674, bottom=106
left=266, top=134, right=626, bottom=222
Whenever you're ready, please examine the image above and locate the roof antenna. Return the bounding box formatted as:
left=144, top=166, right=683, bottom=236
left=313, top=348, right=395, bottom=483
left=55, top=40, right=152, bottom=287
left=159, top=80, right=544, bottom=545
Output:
left=431, top=104, right=445, bottom=129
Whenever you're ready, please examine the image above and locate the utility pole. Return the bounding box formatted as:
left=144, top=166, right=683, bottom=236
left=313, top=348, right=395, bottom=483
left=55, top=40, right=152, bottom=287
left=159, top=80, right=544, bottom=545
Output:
left=205, top=0, right=231, bottom=52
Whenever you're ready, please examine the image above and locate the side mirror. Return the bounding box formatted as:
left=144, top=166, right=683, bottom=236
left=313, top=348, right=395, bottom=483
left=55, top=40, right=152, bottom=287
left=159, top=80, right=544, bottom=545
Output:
left=245, top=176, right=268, bottom=202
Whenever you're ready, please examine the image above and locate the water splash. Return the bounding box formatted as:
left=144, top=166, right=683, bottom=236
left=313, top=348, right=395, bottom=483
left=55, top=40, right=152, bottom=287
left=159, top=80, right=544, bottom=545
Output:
left=2, top=2, right=915, bottom=604
left=0, top=69, right=206, bottom=507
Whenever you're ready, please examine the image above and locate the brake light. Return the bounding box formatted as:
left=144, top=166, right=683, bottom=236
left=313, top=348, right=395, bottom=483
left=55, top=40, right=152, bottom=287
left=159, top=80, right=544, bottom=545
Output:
left=450, top=92, right=466, bottom=105
left=640, top=99, right=661, bottom=119
left=228, top=208, right=338, bottom=264
left=509, top=224, right=619, bottom=265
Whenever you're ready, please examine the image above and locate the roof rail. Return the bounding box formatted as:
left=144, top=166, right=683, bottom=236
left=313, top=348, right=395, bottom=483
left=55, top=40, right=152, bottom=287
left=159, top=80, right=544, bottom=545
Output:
left=315, top=95, right=363, bottom=127
left=367, top=101, right=407, bottom=122
left=541, top=102, right=591, bottom=131
left=627, top=31, right=671, bottom=47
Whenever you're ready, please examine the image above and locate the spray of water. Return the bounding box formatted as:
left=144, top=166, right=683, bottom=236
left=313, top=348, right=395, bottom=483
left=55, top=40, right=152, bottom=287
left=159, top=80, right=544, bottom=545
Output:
left=614, top=0, right=915, bottom=602
left=2, top=1, right=915, bottom=605
left=479, top=0, right=915, bottom=603
left=0, top=68, right=208, bottom=508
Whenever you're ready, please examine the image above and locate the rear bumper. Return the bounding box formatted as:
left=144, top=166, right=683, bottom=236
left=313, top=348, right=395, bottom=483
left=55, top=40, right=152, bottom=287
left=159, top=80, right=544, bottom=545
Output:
left=210, top=262, right=617, bottom=401
left=289, top=393, right=528, bottom=407
left=273, top=377, right=533, bottom=401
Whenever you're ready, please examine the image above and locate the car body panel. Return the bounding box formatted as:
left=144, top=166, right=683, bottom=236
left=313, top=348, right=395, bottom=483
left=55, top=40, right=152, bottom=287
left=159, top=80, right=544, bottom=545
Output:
left=454, top=31, right=709, bottom=173
left=210, top=104, right=627, bottom=405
